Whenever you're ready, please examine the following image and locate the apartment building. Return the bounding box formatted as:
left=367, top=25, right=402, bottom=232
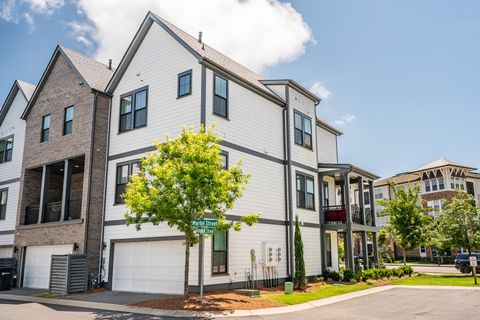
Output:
left=12, top=46, right=113, bottom=289
left=99, top=12, right=379, bottom=294
left=374, top=158, right=480, bottom=259
left=0, top=80, right=35, bottom=258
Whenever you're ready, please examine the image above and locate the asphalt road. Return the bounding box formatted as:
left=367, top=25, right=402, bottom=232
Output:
left=1, top=287, right=479, bottom=320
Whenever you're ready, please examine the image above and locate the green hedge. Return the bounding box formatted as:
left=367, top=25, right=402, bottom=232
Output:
left=321, top=265, right=413, bottom=283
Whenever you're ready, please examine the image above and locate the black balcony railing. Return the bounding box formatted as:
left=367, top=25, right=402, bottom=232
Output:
left=24, top=205, right=40, bottom=225
left=324, top=205, right=347, bottom=224
left=67, top=200, right=81, bottom=220
left=351, top=205, right=362, bottom=224
left=365, top=208, right=374, bottom=226
left=43, top=201, right=62, bottom=223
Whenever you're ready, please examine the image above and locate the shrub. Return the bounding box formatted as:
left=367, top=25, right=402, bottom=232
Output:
left=312, top=275, right=324, bottom=283
left=343, top=269, right=355, bottom=282
left=322, top=269, right=340, bottom=281
left=399, top=265, right=413, bottom=276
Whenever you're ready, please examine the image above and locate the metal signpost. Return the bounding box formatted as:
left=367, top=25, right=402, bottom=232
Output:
left=193, top=219, right=218, bottom=302
left=469, top=256, right=477, bottom=285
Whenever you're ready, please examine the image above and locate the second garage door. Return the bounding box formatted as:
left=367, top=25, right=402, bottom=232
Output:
left=23, top=244, right=73, bottom=289
left=112, top=240, right=185, bottom=294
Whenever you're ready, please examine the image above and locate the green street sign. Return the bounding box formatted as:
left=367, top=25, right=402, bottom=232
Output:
left=195, top=227, right=216, bottom=235
left=192, top=219, right=218, bottom=228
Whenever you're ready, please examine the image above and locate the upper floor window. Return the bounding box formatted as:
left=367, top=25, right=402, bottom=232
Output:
left=41, top=115, right=50, bottom=142
left=178, top=70, right=192, bottom=98
left=63, top=106, right=74, bottom=135
left=115, top=160, right=141, bottom=204
left=451, top=177, right=465, bottom=191
left=213, top=75, right=228, bottom=118
left=424, top=177, right=445, bottom=193
left=427, top=199, right=443, bottom=217
left=0, top=189, right=7, bottom=220
left=220, top=151, right=228, bottom=170
left=119, top=87, right=148, bottom=133
left=294, top=111, right=312, bottom=149
left=296, top=172, right=315, bottom=209
left=212, top=229, right=228, bottom=274
left=0, top=137, right=13, bottom=163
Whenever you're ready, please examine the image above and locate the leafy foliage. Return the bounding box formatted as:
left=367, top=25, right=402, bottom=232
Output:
left=377, top=183, right=431, bottom=264
left=294, top=215, right=307, bottom=288
left=123, top=125, right=259, bottom=295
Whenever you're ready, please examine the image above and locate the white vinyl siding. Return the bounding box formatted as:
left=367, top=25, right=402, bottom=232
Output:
left=316, top=126, right=338, bottom=163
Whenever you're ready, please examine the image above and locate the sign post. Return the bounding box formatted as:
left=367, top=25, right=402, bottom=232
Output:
left=193, top=219, right=218, bottom=303
left=469, top=256, right=477, bottom=285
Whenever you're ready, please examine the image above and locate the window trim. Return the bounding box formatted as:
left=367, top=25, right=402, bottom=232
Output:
left=114, top=159, right=141, bottom=205
left=213, top=74, right=229, bottom=119
left=296, top=171, right=315, bottom=210
left=177, top=69, right=192, bottom=98
left=118, top=86, right=149, bottom=134
left=220, top=150, right=229, bottom=170
left=325, top=233, right=332, bottom=268
left=41, top=114, right=51, bottom=143
left=0, top=188, right=7, bottom=220
left=63, top=105, right=74, bottom=136
left=212, top=229, right=229, bottom=275
left=0, top=135, right=14, bottom=164
left=293, top=110, right=313, bottom=150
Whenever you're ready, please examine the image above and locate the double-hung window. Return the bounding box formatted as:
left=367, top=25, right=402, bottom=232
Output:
left=178, top=70, right=192, bottom=97
left=325, top=233, right=332, bottom=267
left=213, top=75, right=228, bottom=118
left=296, top=173, right=315, bottom=209
left=41, top=115, right=50, bottom=142
left=294, top=111, right=312, bottom=149
left=212, top=230, right=228, bottom=274
left=115, top=161, right=141, bottom=204
left=119, top=87, right=148, bottom=133
left=0, top=189, right=7, bottom=220
left=220, top=151, right=228, bottom=170
left=63, top=106, right=74, bottom=135
left=0, top=137, right=13, bottom=163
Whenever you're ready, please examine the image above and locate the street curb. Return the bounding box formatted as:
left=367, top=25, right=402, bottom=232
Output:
left=0, top=286, right=394, bottom=318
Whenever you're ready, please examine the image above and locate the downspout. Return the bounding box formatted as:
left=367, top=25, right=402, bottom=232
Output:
left=282, top=106, right=290, bottom=277
left=98, top=93, right=112, bottom=284
left=285, top=85, right=294, bottom=281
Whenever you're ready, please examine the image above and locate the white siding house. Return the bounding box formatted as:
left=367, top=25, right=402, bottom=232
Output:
left=0, top=80, right=35, bottom=257
left=100, top=11, right=378, bottom=293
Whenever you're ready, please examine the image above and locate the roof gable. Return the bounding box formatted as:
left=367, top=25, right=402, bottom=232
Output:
left=21, top=46, right=114, bottom=120
left=414, top=157, right=476, bottom=172
left=106, top=11, right=285, bottom=105
left=0, top=80, right=35, bottom=126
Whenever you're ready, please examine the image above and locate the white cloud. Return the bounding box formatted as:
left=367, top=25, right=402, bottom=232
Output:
left=23, top=0, right=64, bottom=15
left=333, top=114, right=355, bottom=126
left=67, top=21, right=95, bottom=48
left=0, top=0, right=18, bottom=22
left=310, top=81, right=331, bottom=100
left=23, top=11, right=34, bottom=30
left=73, top=0, right=314, bottom=72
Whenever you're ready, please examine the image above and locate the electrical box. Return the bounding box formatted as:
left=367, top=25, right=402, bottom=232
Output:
left=262, top=243, right=282, bottom=267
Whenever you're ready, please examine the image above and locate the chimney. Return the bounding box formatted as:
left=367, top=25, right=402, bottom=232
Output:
left=198, top=31, right=203, bottom=43
left=108, top=59, right=112, bottom=70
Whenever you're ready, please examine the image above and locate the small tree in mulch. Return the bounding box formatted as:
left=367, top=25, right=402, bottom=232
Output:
left=294, top=215, right=307, bottom=289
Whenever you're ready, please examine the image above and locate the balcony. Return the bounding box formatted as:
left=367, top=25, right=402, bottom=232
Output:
left=324, top=205, right=375, bottom=226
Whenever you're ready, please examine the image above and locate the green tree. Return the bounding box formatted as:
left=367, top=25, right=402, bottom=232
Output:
left=377, top=183, right=431, bottom=265
left=294, top=215, right=306, bottom=288
left=432, top=191, right=480, bottom=256
left=123, top=125, right=259, bottom=296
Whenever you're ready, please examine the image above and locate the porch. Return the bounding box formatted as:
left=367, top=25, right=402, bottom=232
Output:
left=318, top=163, right=380, bottom=272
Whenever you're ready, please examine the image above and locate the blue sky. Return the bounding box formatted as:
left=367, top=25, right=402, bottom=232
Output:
left=1, top=0, right=479, bottom=178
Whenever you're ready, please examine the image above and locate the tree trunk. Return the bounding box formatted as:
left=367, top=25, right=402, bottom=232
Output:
left=403, top=248, right=407, bottom=266
left=184, top=235, right=190, bottom=297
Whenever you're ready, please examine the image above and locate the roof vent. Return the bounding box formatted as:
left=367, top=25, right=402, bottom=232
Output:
left=108, top=59, right=112, bottom=70
left=198, top=31, right=203, bottom=43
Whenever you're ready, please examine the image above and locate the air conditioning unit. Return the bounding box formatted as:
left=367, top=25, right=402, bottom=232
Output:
left=262, top=242, right=282, bottom=267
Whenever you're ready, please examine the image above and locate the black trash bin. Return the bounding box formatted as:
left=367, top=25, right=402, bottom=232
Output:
left=0, top=268, right=13, bottom=291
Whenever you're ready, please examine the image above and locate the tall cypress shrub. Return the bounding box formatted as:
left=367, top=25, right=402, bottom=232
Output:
left=294, top=215, right=307, bottom=288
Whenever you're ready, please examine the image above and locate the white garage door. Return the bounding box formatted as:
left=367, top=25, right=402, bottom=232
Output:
left=112, top=240, right=185, bottom=294
left=23, top=244, right=73, bottom=289
left=0, top=247, right=12, bottom=258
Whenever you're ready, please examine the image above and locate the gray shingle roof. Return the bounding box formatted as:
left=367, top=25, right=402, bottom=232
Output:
left=17, top=80, right=36, bottom=100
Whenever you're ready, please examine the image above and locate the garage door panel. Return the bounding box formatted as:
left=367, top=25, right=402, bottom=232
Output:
left=23, top=244, right=72, bottom=289
left=112, top=240, right=184, bottom=294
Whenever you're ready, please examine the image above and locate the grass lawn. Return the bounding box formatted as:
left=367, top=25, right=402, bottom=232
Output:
left=393, top=274, right=479, bottom=287
left=263, top=283, right=374, bottom=305
left=34, top=292, right=64, bottom=298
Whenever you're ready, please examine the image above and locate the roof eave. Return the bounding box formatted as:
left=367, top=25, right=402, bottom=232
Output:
left=316, top=119, right=343, bottom=136
left=0, top=81, right=21, bottom=126
left=261, top=79, right=320, bottom=105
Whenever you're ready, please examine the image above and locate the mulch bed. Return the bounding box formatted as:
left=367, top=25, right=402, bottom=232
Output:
left=130, top=292, right=284, bottom=311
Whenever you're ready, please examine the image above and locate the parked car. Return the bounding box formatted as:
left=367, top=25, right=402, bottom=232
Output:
left=454, top=253, right=480, bottom=273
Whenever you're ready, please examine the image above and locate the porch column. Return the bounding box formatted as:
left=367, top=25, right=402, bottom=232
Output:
left=369, top=181, right=376, bottom=227
left=61, top=159, right=72, bottom=221
left=358, top=177, right=365, bottom=224
left=372, top=232, right=379, bottom=267
left=343, top=172, right=354, bottom=270
left=361, top=231, right=369, bottom=269
left=38, top=165, right=49, bottom=224
left=319, top=175, right=326, bottom=270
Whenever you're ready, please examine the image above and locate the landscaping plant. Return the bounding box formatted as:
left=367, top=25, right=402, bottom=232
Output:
left=294, top=215, right=307, bottom=288
left=123, top=125, right=259, bottom=296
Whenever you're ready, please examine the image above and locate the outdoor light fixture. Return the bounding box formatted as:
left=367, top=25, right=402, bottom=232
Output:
left=73, top=243, right=79, bottom=251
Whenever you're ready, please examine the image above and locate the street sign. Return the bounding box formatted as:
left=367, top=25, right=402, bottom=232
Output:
left=470, top=256, right=477, bottom=267
left=193, top=219, right=218, bottom=235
